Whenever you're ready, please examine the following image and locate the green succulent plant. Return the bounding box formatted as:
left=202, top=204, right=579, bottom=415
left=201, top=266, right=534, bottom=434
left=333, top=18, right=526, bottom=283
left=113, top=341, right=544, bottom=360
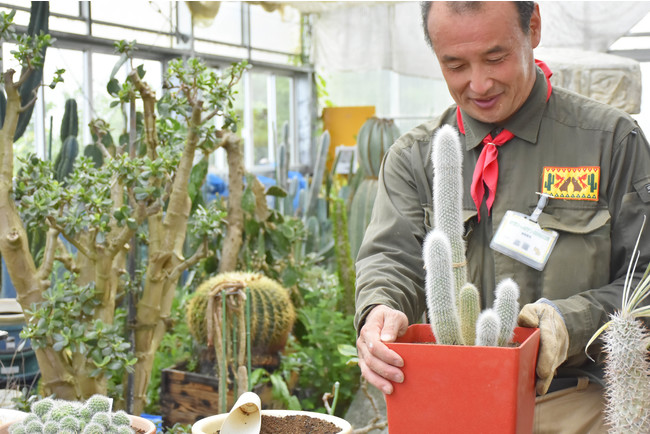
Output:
left=8, top=394, right=134, bottom=434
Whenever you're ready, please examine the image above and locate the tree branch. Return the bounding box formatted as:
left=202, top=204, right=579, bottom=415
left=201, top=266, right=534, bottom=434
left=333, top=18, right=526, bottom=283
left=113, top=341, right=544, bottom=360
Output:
left=169, top=241, right=210, bottom=282
left=46, top=217, right=94, bottom=260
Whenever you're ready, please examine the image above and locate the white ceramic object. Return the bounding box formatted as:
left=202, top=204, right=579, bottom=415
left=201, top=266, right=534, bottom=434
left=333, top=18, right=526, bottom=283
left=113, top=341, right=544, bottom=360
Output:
left=192, top=409, right=353, bottom=434
left=218, top=391, right=262, bottom=434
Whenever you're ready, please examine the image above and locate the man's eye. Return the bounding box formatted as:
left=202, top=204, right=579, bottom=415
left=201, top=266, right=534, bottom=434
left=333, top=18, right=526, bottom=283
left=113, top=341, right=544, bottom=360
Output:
left=487, top=57, right=504, bottom=64
left=446, top=64, right=464, bottom=71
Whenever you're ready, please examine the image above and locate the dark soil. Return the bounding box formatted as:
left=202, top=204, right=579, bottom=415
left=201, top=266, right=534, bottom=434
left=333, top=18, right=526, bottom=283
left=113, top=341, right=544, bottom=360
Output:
left=216, top=414, right=342, bottom=433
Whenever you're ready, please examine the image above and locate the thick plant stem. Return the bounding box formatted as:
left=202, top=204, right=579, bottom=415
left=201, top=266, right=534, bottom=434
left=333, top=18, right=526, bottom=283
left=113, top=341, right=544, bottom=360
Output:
left=219, top=134, right=245, bottom=273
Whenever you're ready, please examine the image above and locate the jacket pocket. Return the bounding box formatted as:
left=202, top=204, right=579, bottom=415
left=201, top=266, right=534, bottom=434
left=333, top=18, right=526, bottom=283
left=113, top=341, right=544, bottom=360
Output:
left=536, top=207, right=611, bottom=299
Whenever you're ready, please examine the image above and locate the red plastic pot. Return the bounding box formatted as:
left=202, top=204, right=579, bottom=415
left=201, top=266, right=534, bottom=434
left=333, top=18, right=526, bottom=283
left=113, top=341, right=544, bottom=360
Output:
left=385, top=325, right=540, bottom=434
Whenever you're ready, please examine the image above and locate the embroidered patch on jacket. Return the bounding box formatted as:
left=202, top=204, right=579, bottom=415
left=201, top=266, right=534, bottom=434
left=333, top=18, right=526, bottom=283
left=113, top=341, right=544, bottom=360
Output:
left=541, top=167, right=600, bottom=200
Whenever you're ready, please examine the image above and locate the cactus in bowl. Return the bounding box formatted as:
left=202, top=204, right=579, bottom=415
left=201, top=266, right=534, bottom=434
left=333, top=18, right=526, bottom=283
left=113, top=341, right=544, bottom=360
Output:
left=8, top=395, right=135, bottom=434
left=423, top=125, right=519, bottom=346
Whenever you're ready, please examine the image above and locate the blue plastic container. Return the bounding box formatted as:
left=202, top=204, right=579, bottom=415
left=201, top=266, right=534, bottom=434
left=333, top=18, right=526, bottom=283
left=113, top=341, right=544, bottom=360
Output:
left=0, top=299, right=39, bottom=384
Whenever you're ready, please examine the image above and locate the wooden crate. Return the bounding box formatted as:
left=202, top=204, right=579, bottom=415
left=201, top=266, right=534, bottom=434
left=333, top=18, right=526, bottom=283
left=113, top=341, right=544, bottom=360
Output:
left=160, top=362, right=231, bottom=428
left=160, top=362, right=281, bottom=428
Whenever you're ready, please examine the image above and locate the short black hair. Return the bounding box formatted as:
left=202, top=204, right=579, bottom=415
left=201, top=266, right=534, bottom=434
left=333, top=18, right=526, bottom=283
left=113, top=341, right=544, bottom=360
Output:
left=420, top=1, right=535, bottom=49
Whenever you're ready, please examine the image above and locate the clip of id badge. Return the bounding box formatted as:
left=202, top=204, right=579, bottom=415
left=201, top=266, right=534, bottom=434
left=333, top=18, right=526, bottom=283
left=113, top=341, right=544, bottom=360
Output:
left=490, top=193, right=559, bottom=271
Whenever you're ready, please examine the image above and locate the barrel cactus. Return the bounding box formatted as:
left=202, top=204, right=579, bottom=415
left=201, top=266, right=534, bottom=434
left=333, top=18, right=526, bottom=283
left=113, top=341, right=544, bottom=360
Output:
left=187, top=271, right=296, bottom=356
left=349, top=117, right=400, bottom=259
left=424, top=125, right=520, bottom=346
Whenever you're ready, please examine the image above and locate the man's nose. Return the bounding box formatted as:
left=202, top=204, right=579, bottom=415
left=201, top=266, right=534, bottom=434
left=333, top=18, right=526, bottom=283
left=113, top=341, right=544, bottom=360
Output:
left=468, top=66, right=493, bottom=95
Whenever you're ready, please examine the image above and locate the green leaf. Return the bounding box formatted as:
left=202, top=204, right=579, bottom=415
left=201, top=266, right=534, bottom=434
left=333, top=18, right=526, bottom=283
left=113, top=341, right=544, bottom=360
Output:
left=266, top=185, right=287, bottom=198
left=106, top=78, right=120, bottom=96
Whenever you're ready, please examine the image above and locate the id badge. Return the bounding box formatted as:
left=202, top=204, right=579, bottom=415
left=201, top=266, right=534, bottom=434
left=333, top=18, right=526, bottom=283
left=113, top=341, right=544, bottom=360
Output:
left=490, top=210, right=558, bottom=271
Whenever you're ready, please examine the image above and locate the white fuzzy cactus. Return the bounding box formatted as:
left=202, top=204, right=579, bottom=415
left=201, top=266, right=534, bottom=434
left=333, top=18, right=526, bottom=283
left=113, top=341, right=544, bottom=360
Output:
left=423, top=229, right=464, bottom=345
left=423, top=125, right=521, bottom=347
left=431, top=124, right=467, bottom=298
left=588, top=219, right=650, bottom=433
left=493, top=278, right=520, bottom=346
left=475, top=309, right=501, bottom=347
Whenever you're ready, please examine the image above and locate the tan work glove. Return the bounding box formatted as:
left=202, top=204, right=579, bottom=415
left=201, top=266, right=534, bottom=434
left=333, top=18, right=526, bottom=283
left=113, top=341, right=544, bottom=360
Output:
left=518, top=302, right=569, bottom=395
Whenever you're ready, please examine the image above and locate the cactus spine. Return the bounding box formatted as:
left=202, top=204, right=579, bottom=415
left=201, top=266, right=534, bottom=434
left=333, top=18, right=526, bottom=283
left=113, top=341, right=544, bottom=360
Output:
left=424, top=125, right=520, bottom=347
left=423, top=229, right=464, bottom=345
left=349, top=117, right=400, bottom=259
left=431, top=125, right=467, bottom=298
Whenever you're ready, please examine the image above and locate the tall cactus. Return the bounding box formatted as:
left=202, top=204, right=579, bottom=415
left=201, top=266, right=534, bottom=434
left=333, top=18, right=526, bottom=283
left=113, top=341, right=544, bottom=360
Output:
left=53, top=98, right=79, bottom=183
left=431, top=125, right=467, bottom=298
left=349, top=117, right=401, bottom=259
left=423, top=125, right=520, bottom=347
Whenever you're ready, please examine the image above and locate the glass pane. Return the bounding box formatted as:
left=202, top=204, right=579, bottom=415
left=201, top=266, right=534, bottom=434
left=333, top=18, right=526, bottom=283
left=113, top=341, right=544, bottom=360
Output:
left=90, top=0, right=173, bottom=34
left=251, top=72, right=269, bottom=165
left=250, top=4, right=301, bottom=54
left=50, top=16, right=87, bottom=35
left=92, top=23, right=173, bottom=48
left=194, top=40, right=247, bottom=59
left=91, top=52, right=127, bottom=135
left=193, top=1, right=242, bottom=46
left=50, top=0, right=80, bottom=17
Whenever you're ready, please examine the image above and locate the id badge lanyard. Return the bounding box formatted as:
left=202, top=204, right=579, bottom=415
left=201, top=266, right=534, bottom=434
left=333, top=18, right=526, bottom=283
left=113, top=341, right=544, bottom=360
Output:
left=490, top=193, right=559, bottom=271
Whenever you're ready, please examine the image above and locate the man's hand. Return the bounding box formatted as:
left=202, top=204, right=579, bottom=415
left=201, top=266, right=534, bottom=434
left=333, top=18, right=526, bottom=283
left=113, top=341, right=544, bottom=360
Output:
left=518, top=302, right=569, bottom=395
left=357, top=305, right=409, bottom=395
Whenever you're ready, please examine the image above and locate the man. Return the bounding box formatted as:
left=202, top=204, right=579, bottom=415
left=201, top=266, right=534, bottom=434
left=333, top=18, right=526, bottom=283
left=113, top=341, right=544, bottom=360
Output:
left=355, top=2, right=650, bottom=432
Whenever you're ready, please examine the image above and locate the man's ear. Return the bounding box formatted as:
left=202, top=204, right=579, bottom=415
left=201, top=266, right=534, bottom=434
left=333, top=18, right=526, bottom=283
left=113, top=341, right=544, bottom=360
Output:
left=530, top=3, right=542, bottom=49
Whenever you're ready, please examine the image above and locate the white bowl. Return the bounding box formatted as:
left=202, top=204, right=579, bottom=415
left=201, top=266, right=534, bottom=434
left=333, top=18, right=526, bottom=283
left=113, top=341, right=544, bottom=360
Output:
left=192, top=409, right=352, bottom=434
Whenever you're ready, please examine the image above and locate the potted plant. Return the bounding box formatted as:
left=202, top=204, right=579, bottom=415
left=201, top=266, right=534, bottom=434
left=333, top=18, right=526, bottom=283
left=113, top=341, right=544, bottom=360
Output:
left=384, top=125, right=540, bottom=434
left=0, top=395, right=156, bottom=434
left=587, top=218, right=650, bottom=433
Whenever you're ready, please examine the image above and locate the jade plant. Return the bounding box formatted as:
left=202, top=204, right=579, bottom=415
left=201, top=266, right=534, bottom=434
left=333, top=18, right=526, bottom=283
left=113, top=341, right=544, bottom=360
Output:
left=587, top=218, right=650, bottom=433
left=423, top=125, right=519, bottom=346
left=0, top=10, right=247, bottom=413
left=8, top=395, right=135, bottom=434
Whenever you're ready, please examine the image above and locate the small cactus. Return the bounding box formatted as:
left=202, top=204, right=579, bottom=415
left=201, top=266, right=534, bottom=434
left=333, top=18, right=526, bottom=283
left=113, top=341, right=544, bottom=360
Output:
left=493, top=278, right=520, bottom=346
left=475, top=309, right=501, bottom=347
left=9, top=395, right=134, bottom=434
left=459, top=283, right=481, bottom=346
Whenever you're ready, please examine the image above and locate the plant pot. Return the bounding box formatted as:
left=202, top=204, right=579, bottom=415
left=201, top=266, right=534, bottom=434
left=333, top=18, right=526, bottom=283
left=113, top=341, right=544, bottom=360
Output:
left=129, top=414, right=157, bottom=434
left=192, top=409, right=352, bottom=433
left=385, top=325, right=540, bottom=434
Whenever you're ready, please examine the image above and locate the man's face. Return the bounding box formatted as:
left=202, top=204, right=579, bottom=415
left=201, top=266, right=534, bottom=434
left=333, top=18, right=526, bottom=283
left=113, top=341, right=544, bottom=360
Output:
left=428, top=2, right=541, bottom=125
